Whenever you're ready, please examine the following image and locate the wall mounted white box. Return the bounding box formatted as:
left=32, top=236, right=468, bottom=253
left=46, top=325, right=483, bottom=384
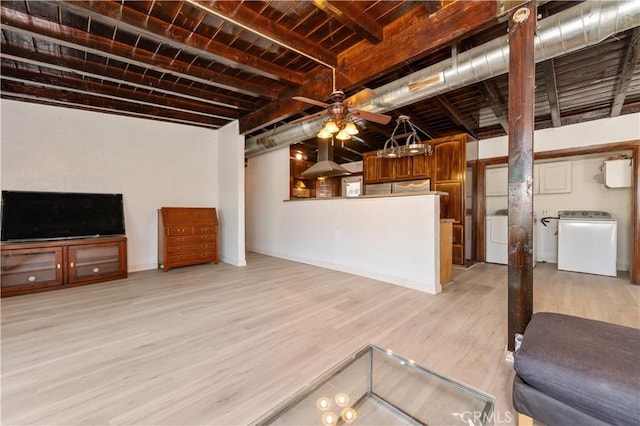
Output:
left=605, top=159, right=632, bottom=188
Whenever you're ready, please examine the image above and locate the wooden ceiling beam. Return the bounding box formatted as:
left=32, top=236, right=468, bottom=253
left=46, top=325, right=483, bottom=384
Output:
left=478, top=80, right=509, bottom=132
left=540, top=58, right=561, bottom=127
left=59, top=1, right=305, bottom=86
left=240, top=1, right=502, bottom=133
left=611, top=27, right=640, bottom=117
left=189, top=0, right=337, bottom=67
left=432, top=96, right=478, bottom=138
left=0, top=6, right=279, bottom=100
left=0, top=81, right=227, bottom=127
left=1, top=44, right=255, bottom=111
left=311, top=0, right=383, bottom=44
left=0, top=67, right=239, bottom=121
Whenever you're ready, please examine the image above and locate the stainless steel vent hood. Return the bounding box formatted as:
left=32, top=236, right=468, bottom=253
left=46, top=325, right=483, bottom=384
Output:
left=301, top=139, right=351, bottom=178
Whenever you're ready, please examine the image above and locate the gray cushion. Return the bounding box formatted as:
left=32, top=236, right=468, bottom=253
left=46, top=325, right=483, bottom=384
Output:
left=514, top=312, right=640, bottom=426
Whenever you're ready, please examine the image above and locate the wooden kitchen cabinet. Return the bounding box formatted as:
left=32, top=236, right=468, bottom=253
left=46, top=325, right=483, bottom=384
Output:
left=363, top=152, right=431, bottom=183
left=432, top=133, right=472, bottom=266
left=1, top=236, right=127, bottom=297
left=411, top=153, right=431, bottom=178
left=158, top=207, right=219, bottom=272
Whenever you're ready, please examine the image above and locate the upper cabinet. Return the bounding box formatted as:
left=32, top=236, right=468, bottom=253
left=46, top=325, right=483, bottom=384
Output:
left=485, top=160, right=572, bottom=197
left=363, top=152, right=433, bottom=183
left=537, top=161, right=572, bottom=194
left=486, top=167, right=509, bottom=196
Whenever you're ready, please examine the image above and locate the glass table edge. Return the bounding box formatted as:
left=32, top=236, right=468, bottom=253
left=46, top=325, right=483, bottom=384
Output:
left=250, top=343, right=495, bottom=425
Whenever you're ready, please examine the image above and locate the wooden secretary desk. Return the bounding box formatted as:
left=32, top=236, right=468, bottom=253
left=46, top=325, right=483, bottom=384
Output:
left=157, top=207, right=219, bottom=272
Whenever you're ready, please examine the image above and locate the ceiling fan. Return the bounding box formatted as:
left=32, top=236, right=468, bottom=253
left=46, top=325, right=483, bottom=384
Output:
left=293, top=88, right=392, bottom=140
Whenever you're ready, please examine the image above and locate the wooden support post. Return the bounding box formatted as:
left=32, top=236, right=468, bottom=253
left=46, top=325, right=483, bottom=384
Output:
left=632, top=145, right=640, bottom=285
left=507, top=2, right=536, bottom=352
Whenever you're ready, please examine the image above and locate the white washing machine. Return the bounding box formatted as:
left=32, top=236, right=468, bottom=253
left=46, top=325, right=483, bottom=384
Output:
left=486, top=211, right=509, bottom=264
left=557, top=210, right=617, bottom=276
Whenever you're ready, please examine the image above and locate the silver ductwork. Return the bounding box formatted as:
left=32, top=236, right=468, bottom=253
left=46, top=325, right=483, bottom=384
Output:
left=245, top=1, right=640, bottom=158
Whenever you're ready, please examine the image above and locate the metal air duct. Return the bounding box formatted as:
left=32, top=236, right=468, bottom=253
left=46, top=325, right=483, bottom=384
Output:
left=245, top=1, right=640, bottom=158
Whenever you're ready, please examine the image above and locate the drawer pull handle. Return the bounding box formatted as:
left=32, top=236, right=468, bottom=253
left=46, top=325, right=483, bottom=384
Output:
left=70, top=262, right=75, bottom=268
left=93, top=267, right=100, bottom=273
left=57, top=263, right=61, bottom=269
left=28, top=275, right=37, bottom=282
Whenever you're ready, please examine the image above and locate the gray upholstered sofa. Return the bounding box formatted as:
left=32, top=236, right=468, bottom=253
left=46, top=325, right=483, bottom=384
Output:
left=513, top=312, right=640, bottom=426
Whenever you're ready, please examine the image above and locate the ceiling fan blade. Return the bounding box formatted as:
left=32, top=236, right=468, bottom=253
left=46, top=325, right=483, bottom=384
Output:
left=344, top=88, right=377, bottom=106
left=351, top=109, right=392, bottom=125
left=293, top=96, right=330, bottom=108
left=288, top=110, right=326, bottom=125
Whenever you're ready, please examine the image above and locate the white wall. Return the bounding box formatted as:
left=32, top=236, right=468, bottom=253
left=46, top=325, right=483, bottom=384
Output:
left=1, top=100, right=219, bottom=272
left=217, top=121, right=246, bottom=266
left=246, top=147, right=442, bottom=294
left=479, top=113, right=640, bottom=159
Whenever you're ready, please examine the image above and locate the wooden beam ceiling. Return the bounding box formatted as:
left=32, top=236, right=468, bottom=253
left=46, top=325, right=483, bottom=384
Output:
left=611, top=27, right=640, bottom=117
left=240, top=1, right=503, bottom=134
left=311, top=0, right=383, bottom=44
left=58, top=1, right=305, bottom=85
left=541, top=58, right=561, bottom=127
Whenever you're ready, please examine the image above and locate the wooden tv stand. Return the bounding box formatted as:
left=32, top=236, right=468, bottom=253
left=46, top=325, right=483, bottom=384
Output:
left=0, top=236, right=127, bottom=297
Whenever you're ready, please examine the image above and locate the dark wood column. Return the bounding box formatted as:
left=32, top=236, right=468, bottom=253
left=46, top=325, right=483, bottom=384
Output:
left=632, top=144, right=640, bottom=285
left=507, top=2, right=536, bottom=352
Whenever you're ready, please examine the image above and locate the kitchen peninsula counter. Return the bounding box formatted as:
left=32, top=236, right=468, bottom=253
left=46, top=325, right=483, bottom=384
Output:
left=272, top=192, right=445, bottom=294
left=284, top=191, right=448, bottom=201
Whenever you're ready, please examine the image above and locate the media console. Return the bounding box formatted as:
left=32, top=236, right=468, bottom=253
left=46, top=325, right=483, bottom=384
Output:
left=0, top=236, right=127, bottom=297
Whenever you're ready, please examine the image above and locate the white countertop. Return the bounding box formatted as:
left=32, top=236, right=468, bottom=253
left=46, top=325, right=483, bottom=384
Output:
left=285, top=191, right=447, bottom=202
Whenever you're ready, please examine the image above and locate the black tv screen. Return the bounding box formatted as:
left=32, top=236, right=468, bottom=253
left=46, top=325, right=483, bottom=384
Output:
left=1, top=191, right=125, bottom=242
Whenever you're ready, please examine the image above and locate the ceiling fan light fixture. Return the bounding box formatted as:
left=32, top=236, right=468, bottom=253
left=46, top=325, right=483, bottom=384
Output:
left=344, top=121, right=359, bottom=135
left=336, top=129, right=351, bottom=140
left=325, top=120, right=340, bottom=134
left=317, top=127, right=332, bottom=139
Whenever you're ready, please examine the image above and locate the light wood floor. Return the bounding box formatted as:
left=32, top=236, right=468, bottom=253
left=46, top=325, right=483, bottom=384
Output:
left=2, top=253, right=638, bottom=425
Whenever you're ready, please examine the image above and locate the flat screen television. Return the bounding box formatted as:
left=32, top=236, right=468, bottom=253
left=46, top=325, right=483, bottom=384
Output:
left=1, top=190, right=126, bottom=242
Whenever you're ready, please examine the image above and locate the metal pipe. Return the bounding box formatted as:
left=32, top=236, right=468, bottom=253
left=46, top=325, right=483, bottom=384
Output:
left=246, top=0, right=640, bottom=158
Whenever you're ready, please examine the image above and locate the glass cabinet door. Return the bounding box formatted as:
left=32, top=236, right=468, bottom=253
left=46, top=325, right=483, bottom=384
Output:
left=0, top=247, right=64, bottom=293
left=67, top=241, right=125, bottom=284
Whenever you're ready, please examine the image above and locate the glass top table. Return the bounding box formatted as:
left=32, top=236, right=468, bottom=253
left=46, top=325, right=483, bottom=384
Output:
left=252, top=344, right=495, bottom=426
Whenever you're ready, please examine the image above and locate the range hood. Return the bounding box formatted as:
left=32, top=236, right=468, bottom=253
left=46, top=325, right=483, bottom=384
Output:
left=301, top=139, right=351, bottom=178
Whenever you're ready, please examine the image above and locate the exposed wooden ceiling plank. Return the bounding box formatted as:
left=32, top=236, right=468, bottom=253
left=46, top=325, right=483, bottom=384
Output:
left=0, top=6, right=279, bottom=100
left=2, top=92, right=219, bottom=129
left=611, top=27, right=640, bottom=117
left=1, top=44, right=254, bottom=111
left=188, top=0, right=337, bottom=67
left=311, top=0, right=383, bottom=44
left=59, top=1, right=305, bottom=85
left=432, top=96, right=478, bottom=138
left=478, top=79, right=509, bottom=131
left=0, top=67, right=238, bottom=121
left=540, top=58, right=561, bottom=127
left=0, top=81, right=227, bottom=126
left=336, top=1, right=500, bottom=88
left=240, top=1, right=501, bottom=133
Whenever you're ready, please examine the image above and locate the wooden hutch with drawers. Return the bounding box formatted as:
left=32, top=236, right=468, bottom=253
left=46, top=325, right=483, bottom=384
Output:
left=157, top=207, right=219, bottom=271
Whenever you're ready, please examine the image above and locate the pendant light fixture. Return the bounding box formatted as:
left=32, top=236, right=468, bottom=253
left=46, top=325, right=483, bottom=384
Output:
left=377, top=115, right=433, bottom=158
